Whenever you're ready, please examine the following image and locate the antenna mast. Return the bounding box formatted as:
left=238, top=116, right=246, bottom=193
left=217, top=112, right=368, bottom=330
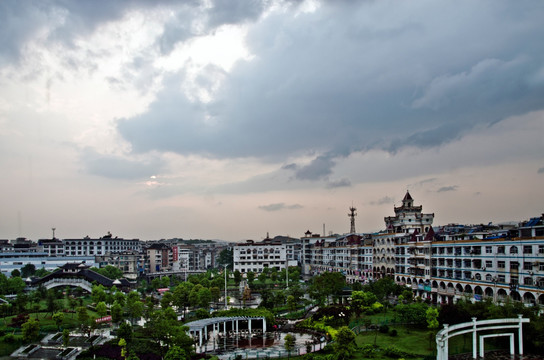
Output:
left=348, top=205, right=357, bottom=234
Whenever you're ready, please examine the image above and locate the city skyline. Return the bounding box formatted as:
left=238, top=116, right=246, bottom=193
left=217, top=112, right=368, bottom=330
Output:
left=1, top=1, right=543, bottom=242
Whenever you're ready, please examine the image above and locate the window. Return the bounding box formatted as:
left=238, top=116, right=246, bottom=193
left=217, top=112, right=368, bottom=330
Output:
left=498, top=261, right=505, bottom=268
left=485, top=246, right=492, bottom=254
left=485, top=260, right=493, bottom=268
left=497, top=246, right=505, bottom=254
left=498, top=275, right=506, bottom=283
left=510, top=261, right=519, bottom=270
left=510, top=246, right=518, bottom=254
left=539, top=245, right=544, bottom=254
left=524, top=277, right=533, bottom=286
left=486, top=274, right=492, bottom=281
left=524, top=262, right=532, bottom=270
left=523, top=246, right=533, bottom=254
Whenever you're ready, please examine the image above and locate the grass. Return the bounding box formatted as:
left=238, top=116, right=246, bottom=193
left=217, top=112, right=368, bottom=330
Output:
left=355, top=326, right=432, bottom=358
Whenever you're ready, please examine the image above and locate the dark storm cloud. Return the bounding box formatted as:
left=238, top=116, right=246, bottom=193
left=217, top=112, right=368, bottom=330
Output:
left=117, top=1, right=544, bottom=177
left=80, top=148, right=164, bottom=180
left=1, top=0, right=271, bottom=64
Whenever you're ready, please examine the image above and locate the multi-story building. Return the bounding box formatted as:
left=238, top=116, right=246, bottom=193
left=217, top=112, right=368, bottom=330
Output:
left=303, top=233, right=373, bottom=283
left=233, top=238, right=287, bottom=273
left=144, top=242, right=171, bottom=273
left=62, top=234, right=141, bottom=257
left=96, top=250, right=144, bottom=279
left=395, top=218, right=544, bottom=305
left=38, top=239, right=65, bottom=256
left=375, top=191, right=435, bottom=279
left=0, top=252, right=96, bottom=277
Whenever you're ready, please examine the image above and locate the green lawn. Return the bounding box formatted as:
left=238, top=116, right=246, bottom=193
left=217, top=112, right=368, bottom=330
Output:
left=355, top=327, right=433, bottom=358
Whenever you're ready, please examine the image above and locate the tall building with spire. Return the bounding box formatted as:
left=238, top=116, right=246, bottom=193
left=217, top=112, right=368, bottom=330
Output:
left=384, top=191, right=434, bottom=234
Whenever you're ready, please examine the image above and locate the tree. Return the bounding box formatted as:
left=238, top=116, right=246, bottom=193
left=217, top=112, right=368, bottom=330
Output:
left=111, top=302, right=123, bottom=323
left=22, top=318, right=40, bottom=342
left=426, top=307, right=440, bottom=350
left=46, top=289, right=62, bottom=316
left=246, top=271, right=255, bottom=284
left=351, top=291, right=378, bottom=317
left=62, top=329, right=70, bottom=347
left=210, top=286, right=221, bottom=304
left=333, top=326, right=356, bottom=360
left=21, top=263, right=36, bottom=278
left=217, top=248, right=233, bottom=269
left=284, top=333, right=296, bottom=359
left=77, top=306, right=89, bottom=324
left=198, top=287, right=212, bottom=308
left=164, top=346, right=189, bottom=360
left=161, top=291, right=173, bottom=309
left=15, top=292, right=29, bottom=313
left=145, top=307, right=193, bottom=357
left=126, top=291, right=143, bottom=325
left=96, top=302, right=108, bottom=317
left=396, top=302, right=429, bottom=327
left=164, top=345, right=188, bottom=360
left=52, top=312, right=65, bottom=331
left=9, top=276, right=26, bottom=294
left=287, top=295, right=297, bottom=313
left=173, top=282, right=192, bottom=317
left=160, top=276, right=171, bottom=289
left=233, top=270, right=242, bottom=286
left=118, top=322, right=133, bottom=343
left=11, top=269, right=21, bottom=278
left=91, top=265, right=123, bottom=280
left=309, top=272, right=346, bottom=305
left=91, top=285, right=107, bottom=304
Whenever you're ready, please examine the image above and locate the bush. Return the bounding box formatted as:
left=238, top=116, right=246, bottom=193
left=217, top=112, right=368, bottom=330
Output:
left=389, top=329, right=398, bottom=337
left=379, top=324, right=389, bottom=333
left=382, top=345, right=412, bottom=359
left=3, top=333, right=16, bottom=343
left=359, top=344, right=376, bottom=357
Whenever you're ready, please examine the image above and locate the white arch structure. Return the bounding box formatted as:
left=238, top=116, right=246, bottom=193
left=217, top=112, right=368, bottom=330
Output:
left=436, top=315, right=529, bottom=360
left=42, top=277, right=93, bottom=292
left=184, top=316, right=267, bottom=351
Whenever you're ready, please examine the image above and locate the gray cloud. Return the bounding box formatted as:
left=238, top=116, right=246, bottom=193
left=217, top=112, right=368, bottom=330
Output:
left=538, top=167, right=544, bottom=174
left=116, top=1, right=544, bottom=173
left=326, top=178, right=351, bottom=189
left=437, top=186, right=458, bottom=193
left=370, top=196, right=395, bottom=206
left=258, top=203, right=303, bottom=212
left=80, top=148, right=164, bottom=180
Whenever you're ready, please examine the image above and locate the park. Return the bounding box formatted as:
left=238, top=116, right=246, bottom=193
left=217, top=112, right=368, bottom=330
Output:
left=1, top=262, right=544, bottom=360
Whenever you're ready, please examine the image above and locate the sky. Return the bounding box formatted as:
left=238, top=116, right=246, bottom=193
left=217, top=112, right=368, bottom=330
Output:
left=1, top=0, right=543, bottom=242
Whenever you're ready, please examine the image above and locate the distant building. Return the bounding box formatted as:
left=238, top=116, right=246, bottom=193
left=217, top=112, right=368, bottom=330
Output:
left=233, top=238, right=287, bottom=273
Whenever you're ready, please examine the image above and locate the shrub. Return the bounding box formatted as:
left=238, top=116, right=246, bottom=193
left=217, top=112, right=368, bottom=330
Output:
left=379, top=324, right=389, bottom=333
left=3, top=333, right=16, bottom=343
left=359, top=344, right=376, bottom=357
left=389, top=329, right=398, bottom=337
left=382, top=345, right=412, bottom=359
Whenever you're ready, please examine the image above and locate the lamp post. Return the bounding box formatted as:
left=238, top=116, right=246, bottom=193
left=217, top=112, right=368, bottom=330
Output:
left=224, top=265, right=228, bottom=309
left=286, top=262, right=289, bottom=290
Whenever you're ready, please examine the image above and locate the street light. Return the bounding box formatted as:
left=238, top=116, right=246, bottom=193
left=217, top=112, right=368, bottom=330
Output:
left=224, top=265, right=228, bottom=309
left=286, top=262, right=289, bottom=290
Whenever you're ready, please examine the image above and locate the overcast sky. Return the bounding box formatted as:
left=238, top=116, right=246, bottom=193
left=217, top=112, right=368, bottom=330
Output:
left=1, top=0, right=543, bottom=242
